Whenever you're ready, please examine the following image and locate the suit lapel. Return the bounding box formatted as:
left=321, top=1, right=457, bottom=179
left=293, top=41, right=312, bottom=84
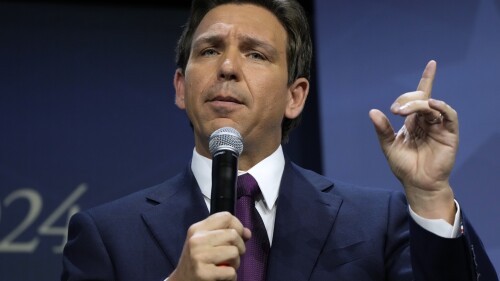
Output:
left=266, top=161, right=343, bottom=281
left=141, top=167, right=209, bottom=268
left=138, top=160, right=342, bottom=279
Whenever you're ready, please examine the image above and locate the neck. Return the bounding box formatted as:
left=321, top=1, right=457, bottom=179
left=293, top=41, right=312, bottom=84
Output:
left=237, top=143, right=280, bottom=171
left=194, top=142, right=281, bottom=171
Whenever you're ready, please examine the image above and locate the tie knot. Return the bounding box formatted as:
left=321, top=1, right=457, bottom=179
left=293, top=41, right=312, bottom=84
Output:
left=237, top=173, right=261, bottom=199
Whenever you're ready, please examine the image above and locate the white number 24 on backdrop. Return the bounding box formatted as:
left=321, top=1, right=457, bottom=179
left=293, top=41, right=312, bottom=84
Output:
left=0, top=184, right=87, bottom=254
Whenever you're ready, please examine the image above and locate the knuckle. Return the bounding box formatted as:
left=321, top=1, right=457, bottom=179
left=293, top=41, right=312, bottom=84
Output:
left=228, top=228, right=239, bottom=239
left=226, top=266, right=237, bottom=276
left=220, top=211, right=233, bottom=221
left=229, top=245, right=240, bottom=257
left=220, top=266, right=237, bottom=280
left=187, top=224, right=199, bottom=237
left=187, top=233, right=204, bottom=248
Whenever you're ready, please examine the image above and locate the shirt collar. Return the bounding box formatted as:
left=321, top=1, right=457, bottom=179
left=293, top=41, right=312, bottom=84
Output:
left=191, top=146, right=285, bottom=211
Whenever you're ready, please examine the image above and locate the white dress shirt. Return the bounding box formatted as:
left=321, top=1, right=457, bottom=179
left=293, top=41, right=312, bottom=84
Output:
left=192, top=146, right=284, bottom=244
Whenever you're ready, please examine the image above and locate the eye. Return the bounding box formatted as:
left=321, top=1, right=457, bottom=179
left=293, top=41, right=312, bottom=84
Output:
left=248, top=51, right=267, bottom=61
left=201, top=48, right=219, bottom=57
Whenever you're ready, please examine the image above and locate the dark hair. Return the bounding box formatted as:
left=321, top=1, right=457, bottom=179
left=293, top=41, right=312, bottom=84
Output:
left=175, top=0, right=312, bottom=142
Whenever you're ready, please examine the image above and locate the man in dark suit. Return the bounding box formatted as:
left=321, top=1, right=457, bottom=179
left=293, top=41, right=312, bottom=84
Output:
left=62, top=0, right=498, bottom=280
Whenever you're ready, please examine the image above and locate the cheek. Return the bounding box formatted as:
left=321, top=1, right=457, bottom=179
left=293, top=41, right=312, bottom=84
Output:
left=254, top=89, right=289, bottom=119
left=183, top=75, right=205, bottom=105
left=246, top=67, right=288, bottom=94
left=186, top=64, right=217, bottom=92
left=257, top=79, right=289, bottom=105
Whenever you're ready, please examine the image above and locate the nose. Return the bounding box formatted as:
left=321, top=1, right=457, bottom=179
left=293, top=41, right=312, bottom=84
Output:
left=218, top=49, right=240, bottom=81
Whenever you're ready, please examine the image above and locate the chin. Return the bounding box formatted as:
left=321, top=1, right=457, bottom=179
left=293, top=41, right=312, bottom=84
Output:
left=208, top=119, right=240, bottom=132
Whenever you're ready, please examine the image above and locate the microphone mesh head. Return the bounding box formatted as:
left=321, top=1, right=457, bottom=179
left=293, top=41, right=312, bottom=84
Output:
left=209, top=127, right=243, bottom=156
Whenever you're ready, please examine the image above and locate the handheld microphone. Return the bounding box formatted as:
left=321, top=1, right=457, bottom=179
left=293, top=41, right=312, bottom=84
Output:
left=209, top=127, right=243, bottom=215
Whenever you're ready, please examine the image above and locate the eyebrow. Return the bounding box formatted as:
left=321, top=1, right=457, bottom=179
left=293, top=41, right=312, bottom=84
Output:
left=192, top=33, right=280, bottom=59
left=192, top=33, right=225, bottom=50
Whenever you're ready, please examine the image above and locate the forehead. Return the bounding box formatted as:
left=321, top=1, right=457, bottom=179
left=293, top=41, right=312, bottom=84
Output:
left=192, top=4, right=287, bottom=48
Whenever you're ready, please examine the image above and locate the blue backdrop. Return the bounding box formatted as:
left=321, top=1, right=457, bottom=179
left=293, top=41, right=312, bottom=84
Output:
left=315, top=0, right=500, bottom=272
left=0, top=3, right=192, bottom=280
left=1, top=1, right=498, bottom=280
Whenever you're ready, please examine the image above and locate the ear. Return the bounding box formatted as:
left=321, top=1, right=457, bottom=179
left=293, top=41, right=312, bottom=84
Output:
left=174, top=68, right=186, bottom=109
left=285, top=77, right=309, bottom=119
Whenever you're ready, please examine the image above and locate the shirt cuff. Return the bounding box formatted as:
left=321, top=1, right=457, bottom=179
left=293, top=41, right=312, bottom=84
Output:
left=408, top=200, right=461, bottom=238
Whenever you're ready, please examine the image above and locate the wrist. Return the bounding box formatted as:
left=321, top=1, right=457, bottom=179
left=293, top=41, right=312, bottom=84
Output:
left=405, top=183, right=456, bottom=224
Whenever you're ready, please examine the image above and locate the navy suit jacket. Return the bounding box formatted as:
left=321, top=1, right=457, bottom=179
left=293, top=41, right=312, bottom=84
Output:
left=62, top=161, right=498, bottom=281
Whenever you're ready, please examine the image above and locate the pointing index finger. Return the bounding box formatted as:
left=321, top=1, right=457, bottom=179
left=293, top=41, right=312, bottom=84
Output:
left=416, top=60, right=437, bottom=99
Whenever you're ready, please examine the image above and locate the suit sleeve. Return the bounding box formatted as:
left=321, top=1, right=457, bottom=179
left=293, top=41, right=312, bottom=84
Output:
left=61, top=211, right=115, bottom=281
left=409, top=211, right=499, bottom=281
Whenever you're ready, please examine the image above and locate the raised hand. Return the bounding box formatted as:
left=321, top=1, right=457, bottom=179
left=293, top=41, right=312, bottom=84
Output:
left=369, top=60, right=458, bottom=223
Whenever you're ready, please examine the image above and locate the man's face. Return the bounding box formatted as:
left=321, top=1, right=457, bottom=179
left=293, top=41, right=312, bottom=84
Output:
left=175, top=4, right=308, bottom=166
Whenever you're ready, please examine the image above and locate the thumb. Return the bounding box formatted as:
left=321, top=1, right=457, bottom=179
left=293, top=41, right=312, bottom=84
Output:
left=369, top=109, right=395, bottom=154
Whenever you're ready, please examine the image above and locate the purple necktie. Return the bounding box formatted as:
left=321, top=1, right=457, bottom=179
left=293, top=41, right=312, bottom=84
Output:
left=235, top=173, right=270, bottom=281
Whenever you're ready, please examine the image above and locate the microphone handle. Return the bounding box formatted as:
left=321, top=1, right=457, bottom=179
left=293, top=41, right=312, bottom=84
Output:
left=210, top=150, right=238, bottom=215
